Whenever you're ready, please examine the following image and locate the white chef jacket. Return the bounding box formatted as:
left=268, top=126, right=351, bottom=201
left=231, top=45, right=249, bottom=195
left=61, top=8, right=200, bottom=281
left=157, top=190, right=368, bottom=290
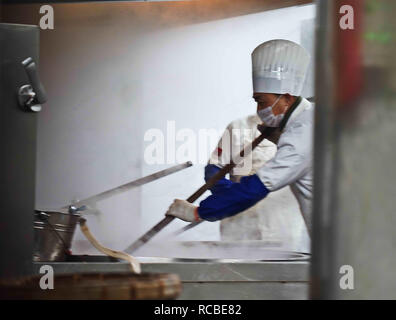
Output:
left=256, top=98, right=314, bottom=234
left=207, top=110, right=311, bottom=251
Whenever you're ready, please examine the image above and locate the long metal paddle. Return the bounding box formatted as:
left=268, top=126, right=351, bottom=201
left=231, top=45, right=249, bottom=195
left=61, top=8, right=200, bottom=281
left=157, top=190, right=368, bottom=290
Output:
left=124, top=126, right=276, bottom=253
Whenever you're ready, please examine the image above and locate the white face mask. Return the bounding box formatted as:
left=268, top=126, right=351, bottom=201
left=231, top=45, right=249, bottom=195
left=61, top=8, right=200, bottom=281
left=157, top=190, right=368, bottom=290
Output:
left=257, top=95, right=284, bottom=127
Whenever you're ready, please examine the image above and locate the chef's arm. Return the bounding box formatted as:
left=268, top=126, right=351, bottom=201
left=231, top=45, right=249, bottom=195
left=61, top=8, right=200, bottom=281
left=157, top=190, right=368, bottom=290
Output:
left=197, top=174, right=269, bottom=221
left=198, top=127, right=310, bottom=222
left=165, top=174, right=269, bottom=223
left=256, top=124, right=311, bottom=192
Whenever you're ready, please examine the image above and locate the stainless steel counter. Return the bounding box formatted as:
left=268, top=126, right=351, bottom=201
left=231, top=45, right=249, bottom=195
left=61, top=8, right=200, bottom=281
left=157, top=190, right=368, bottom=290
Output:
left=33, top=257, right=309, bottom=300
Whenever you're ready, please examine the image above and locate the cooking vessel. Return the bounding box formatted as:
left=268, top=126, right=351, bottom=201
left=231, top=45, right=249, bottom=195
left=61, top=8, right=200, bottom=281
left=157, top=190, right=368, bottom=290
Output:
left=134, top=241, right=310, bottom=262
left=33, top=209, right=80, bottom=262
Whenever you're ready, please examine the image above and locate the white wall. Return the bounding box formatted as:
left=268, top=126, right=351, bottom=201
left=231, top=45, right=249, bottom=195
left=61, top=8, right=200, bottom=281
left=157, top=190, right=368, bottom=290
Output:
left=35, top=3, right=316, bottom=254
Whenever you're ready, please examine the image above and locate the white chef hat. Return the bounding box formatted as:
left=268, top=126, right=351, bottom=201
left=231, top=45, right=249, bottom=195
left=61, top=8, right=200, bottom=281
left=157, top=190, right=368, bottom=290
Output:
left=252, top=39, right=311, bottom=96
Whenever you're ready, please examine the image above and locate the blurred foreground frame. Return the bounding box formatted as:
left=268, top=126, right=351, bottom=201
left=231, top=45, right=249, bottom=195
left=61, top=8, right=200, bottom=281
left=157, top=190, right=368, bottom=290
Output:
left=1, top=0, right=314, bottom=24
left=311, top=0, right=396, bottom=299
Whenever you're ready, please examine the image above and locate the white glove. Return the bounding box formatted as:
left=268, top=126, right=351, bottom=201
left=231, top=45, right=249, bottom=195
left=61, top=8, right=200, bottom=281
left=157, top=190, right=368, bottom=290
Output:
left=165, top=199, right=200, bottom=222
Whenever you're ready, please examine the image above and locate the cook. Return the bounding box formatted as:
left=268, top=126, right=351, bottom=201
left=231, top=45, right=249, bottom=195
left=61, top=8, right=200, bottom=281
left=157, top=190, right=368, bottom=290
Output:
left=204, top=113, right=277, bottom=242
left=166, top=39, right=313, bottom=236
left=203, top=112, right=308, bottom=250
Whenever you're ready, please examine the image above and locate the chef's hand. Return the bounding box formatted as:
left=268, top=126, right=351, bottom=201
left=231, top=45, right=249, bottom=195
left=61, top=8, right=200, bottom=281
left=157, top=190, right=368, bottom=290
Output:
left=165, top=199, right=201, bottom=222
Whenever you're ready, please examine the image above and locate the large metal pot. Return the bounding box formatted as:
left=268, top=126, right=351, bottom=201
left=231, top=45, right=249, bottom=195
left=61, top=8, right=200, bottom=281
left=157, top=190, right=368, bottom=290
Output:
left=33, top=210, right=81, bottom=262
left=134, top=241, right=310, bottom=262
